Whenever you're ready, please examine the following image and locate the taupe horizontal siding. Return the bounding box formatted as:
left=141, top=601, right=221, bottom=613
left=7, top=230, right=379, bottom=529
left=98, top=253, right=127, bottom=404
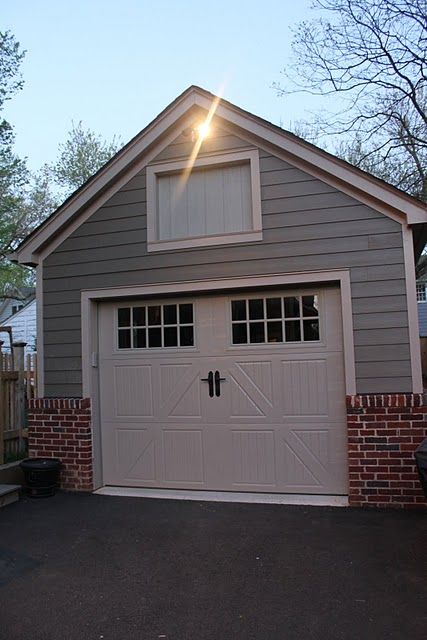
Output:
left=42, top=127, right=411, bottom=396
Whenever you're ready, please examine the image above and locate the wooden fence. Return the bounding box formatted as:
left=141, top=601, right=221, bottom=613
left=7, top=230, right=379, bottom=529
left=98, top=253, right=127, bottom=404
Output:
left=0, top=341, right=37, bottom=464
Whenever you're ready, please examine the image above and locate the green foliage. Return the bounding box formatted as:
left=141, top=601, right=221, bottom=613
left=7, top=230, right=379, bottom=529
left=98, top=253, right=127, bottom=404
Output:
left=0, top=31, right=119, bottom=297
left=52, top=121, right=120, bottom=196
left=0, top=31, right=32, bottom=295
left=0, top=31, right=25, bottom=149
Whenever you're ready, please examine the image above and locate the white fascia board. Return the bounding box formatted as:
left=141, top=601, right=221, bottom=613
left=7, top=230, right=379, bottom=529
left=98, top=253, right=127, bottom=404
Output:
left=15, top=87, right=427, bottom=265
left=191, top=91, right=427, bottom=226
left=15, top=92, right=199, bottom=265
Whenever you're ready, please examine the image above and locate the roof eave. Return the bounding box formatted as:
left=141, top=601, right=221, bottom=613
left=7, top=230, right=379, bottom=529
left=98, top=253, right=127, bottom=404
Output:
left=13, top=85, right=427, bottom=265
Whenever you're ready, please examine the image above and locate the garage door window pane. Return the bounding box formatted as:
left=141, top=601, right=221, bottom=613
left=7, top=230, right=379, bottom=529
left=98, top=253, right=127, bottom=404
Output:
left=118, top=303, right=194, bottom=349
left=232, top=300, right=246, bottom=321
left=250, top=322, right=265, bottom=343
left=232, top=323, right=247, bottom=344
left=249, top=299, right=264, bottom=320
left=266, top=298, right=281, bottom=318
left=164, top=326, right=178, bottom=347
left=133, top=307, right=146, bottom=326
left=180, top=326, right=194, bottom=346
left=148, top=327, right=162, bottom=347
left=302, top=295, right=319, bottom=317
left=163, top=305, right=177, bottom=325
left=267, top=321, right=283, bottom=342
left=118, top=308, right=130, bottom=327
left=133, top=328, right=146, bottom=348
left=284, top=297, right=300, bottom=318
left=231, top=294, right=320, bottom=345
left=118, top=328, right=131, bottom=349
left=285, top=320, right=301, bottom=342
left=179, top=304, right=193, bottom=324
left=303, top=320, right=320, bottom=341
left=148, top=306, right=161, bottom=325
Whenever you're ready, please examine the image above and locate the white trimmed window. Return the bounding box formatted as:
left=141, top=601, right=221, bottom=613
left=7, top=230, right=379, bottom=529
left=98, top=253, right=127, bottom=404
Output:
left=416, top=282, right=427, bottom=302
left=146, top=150, right=262, bottom=252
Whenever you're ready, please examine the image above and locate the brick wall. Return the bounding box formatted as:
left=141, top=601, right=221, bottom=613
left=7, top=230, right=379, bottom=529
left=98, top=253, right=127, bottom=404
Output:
left=347, top=394, right=427, bottom=508
left=28, top=398, right=92, bottom=491
left=27, top=394, right=427, bottom=506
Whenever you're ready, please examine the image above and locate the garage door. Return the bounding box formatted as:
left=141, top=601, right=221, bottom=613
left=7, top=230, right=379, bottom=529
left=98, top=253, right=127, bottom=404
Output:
left=98, top=287, right=348, bottom=494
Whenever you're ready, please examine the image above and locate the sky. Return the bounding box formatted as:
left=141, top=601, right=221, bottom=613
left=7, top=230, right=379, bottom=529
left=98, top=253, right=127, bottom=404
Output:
left=3, top=0, right=320, bottom=172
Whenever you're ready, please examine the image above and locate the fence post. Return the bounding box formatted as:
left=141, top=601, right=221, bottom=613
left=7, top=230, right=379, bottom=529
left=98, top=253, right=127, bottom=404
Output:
left=0, top=340, right=4, bottom=464
left=13, top=342, right=27, bottom=453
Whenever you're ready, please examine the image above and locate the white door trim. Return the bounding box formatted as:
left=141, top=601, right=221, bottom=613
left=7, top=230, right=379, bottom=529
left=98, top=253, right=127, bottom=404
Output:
left=402, top=224, right=423, bottom=393
left=82, top=269, right=355, bottom=395
left=83, top=270, right=355, bottom=490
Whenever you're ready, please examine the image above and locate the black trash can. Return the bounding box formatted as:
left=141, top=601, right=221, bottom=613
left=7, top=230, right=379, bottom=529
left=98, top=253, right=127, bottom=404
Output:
left=20, top=458, right=61, bottom=498
left=414, top=438, right=427, bottom=499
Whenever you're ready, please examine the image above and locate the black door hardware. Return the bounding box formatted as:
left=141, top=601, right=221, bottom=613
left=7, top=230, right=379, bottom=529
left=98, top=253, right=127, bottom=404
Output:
left=201, top=371, right=214, bottom=397
left=214, top=370, right=226, bottom=397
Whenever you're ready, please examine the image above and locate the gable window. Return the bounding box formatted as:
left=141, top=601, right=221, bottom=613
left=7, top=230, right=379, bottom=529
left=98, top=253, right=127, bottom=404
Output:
left=146, top=150, right=262, bottom=252
left=416, top=283, right=426, bottom=302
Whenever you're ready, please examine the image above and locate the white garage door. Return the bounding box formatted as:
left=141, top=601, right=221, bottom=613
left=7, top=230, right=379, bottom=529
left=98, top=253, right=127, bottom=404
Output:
left=98, top=287, right=348, bottom=494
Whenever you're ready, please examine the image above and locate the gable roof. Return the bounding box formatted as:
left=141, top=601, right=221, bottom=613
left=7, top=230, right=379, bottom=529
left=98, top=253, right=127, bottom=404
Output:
left=11, top=85, right=427, bottom=266
left=1, top=297, right=36, bottom=322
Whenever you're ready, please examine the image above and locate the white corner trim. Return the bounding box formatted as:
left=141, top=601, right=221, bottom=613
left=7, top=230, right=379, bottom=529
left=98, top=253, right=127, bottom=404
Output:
left=80, top=269, right=357, bottom=398
left=339, top=271, right=357, bottom=395
left=146, top=149, right=262, bottom=252
left=35, top=264, right=44, bottom=397
left=402, top=225, right=423, bottom=393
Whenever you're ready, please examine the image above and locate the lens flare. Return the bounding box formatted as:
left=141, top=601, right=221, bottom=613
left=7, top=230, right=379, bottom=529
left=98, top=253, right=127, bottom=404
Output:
left=196, top=121, right=211, bottom=140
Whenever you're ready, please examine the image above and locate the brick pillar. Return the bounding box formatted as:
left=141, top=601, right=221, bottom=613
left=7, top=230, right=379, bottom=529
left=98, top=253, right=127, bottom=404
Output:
left=347, top=394, right=427, bottom=508
left=28, top=398, right=92, bottom=491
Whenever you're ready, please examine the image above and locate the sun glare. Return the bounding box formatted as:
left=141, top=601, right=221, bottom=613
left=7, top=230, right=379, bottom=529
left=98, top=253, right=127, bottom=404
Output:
left=196, top=121, right=211, bottom=140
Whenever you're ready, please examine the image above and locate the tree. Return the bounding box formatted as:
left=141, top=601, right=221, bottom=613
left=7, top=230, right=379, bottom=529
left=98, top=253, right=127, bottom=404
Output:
left=0, top=31, right=120, bottom=297
left=0, top=31, right=25, bottom=148
left=0, top=31, right=33, bottom=297
left=52, top=121, right=120, bottom=197
left=274, top=0, right=427, bottom=201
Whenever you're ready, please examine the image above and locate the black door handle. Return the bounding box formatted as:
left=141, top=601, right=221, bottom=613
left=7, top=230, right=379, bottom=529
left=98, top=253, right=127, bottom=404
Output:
left=201, top=371, right=214, bottom=397
left=214, top=370, right=226, bottom=397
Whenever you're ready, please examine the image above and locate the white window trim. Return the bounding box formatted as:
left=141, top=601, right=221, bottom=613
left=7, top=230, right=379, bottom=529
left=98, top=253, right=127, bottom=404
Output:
left=146, top=149, right=263, bottom=252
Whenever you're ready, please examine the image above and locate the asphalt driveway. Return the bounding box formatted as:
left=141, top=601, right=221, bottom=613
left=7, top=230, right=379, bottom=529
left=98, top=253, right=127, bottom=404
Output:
left=0, top=493, right=426, bottom=640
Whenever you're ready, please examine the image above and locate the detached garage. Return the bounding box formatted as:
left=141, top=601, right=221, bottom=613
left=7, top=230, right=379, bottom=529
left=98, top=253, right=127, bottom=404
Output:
left=12, top=86, right=427, bottom=507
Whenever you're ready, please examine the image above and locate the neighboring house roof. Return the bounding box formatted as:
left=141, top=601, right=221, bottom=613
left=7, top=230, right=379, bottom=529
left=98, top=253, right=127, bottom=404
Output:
left=11, top=85, right=427, bottom=267
left=0, top=287, right=36, bottom=322
left=0, top=298, right=37, bottom=352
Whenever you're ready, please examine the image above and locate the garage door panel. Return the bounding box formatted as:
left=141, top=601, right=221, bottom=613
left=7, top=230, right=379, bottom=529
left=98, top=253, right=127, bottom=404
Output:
left=234, top=361, right=274, bottom=406
left=114, top=365, right=154, bottom=417
left=282, top=428, right=336, bottom=489
left=231, top=429, right=276, bottom=486
left=229, top=374, right=268, bottom=418
left=162, top=429, right=205, bottom=484
left=99, top=288, right=348, bottom=495
left=281, top=360, right=328, bottom=416
left=102, top=424, right=157, bottom=485
left=159, top=364, right=203, bottom=418
left=159, top=362, right=194, bottom=408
